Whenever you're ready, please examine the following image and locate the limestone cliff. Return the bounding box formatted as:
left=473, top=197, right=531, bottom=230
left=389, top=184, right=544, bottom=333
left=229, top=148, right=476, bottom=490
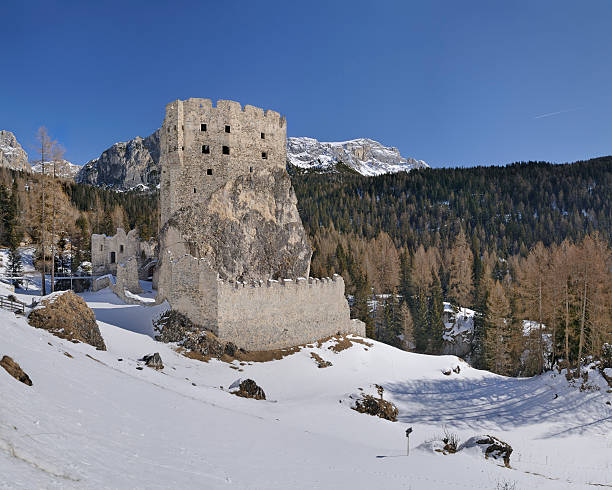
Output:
left=160, top=167, right=311, bottom=282
left=76, top=130, right=160, bottom=190
left=0, top=130, right=31, bottom=172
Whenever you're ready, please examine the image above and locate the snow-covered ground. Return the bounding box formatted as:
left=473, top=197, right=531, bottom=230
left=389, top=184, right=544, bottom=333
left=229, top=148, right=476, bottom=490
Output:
left=1, top=283, right=610, bottom=489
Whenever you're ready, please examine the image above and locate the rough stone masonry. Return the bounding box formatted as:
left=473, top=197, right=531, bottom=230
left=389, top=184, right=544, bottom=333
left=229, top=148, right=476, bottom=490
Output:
left=157, top=98, right=365, bottom=350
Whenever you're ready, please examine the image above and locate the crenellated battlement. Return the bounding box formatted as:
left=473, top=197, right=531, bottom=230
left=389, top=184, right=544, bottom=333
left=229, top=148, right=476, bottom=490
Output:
left=164, top=98, right=286, bottom=128
left=220, top=274, right=344, bottom=290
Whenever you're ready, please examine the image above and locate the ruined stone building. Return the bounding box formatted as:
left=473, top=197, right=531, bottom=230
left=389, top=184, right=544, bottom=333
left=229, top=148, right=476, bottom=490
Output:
left=91, top=228, right=157, bottom=279
left=156, top=98, right=365, bottom=350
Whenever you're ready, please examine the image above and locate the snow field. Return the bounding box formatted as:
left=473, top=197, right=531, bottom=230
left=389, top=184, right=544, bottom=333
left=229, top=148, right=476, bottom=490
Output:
left=0, top=287, right=610, bottom=489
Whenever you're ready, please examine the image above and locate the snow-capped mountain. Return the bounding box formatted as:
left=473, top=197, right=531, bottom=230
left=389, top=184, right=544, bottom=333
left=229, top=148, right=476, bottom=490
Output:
left=0, top=130, right=31, bottom=173
left=287, top=137, right=428, bottom=176
left=31, top=159, right=81, bottom=180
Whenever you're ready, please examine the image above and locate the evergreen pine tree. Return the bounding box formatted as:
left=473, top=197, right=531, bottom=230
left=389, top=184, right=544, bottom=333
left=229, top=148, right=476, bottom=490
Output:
left=428, top=276, right=445, bottom=354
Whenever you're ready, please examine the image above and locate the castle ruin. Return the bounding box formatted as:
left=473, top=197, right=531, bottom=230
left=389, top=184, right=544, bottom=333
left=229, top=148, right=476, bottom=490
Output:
left=154, top=98, right=364, bottom=350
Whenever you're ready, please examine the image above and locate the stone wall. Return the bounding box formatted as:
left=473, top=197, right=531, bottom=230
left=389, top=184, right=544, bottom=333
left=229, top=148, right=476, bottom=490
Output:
left=158, top=251, right=365, bottom=351
left=217, top=275, right=365, bottom=351
left=156, top=252, right=219, bottom=333
left=114, top=257, right=142, bottom=294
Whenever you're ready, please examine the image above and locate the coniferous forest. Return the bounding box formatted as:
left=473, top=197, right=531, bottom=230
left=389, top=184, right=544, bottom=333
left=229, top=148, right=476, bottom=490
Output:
left=0, top=157, right=610, bottom=376
left=291, top=157, right=611, bottom=375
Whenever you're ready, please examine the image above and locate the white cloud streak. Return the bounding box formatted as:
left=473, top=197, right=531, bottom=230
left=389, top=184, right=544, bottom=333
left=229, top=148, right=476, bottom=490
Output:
left=533, top=108, right=581, bottom=119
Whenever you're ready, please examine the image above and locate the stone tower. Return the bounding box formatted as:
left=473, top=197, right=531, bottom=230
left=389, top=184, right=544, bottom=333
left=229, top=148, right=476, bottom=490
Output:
left=156, top=98, right=365, bottom=350
left=158, top=98, right=311, bottom=283
left=160, top=98, right=287, bottom=227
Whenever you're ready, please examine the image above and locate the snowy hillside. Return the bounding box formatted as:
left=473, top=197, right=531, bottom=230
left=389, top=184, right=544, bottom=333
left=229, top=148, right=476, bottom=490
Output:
left=30, top=159, right=80, bottom=180
left=287, top=137, right=428, bottom=176
left=1, top=284, right=610, bottom=489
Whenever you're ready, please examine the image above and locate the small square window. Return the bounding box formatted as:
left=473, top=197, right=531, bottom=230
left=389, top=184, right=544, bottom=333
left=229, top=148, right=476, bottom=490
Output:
left=194, top=188, right=196, bottom=193
left=261, top=152, right=268, bottom=159
left=225, top=125, right=231, bottom=133
left=261, top=132, right=265, bottom=139
left=120, top=245, right=124, bottom=253
left=222, top=146, right=230, bottom=155
left=207, top=168, right=213, bottom=175
left=202, top=145, right=210, bottom=154
left=201, top=123, right=207, bottom=131
left=181, top=146, right=184, bottom=151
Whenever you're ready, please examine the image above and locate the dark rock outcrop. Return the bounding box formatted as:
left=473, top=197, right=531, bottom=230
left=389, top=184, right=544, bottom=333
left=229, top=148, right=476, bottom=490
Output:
left=231, top=379, right=266, bottom=400
left=0, top=355, right=32, bottom=386
left=352, top=394, right=398, bottom=421
left=28, top=291, right=106, bottom=350
left=76, top=130, right=160, bottom=190
left=142, top=353, right=164, bottom=370
left=153, top=310, right=242, bottom=358
left=461, top=435, right=513, bottom=468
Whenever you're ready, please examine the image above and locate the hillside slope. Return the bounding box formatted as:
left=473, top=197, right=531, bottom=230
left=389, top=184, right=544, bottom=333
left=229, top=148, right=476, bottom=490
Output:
left=1, top=285, right=610, bottom=489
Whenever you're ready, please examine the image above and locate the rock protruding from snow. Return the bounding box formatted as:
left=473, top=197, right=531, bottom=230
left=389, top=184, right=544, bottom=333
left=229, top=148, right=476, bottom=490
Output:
left=442, top=303, right=475, bottom=358
left=76, top=130, right=160, bottom=191
left=0, top=355, right=33, bottom=386
left=460, top=435, right=513, bottom=468
left=352, top=393, right=398, bottom=421
left=31, top=159, right=81, bottom=180
left=28, top=291, right=106, bottom=350
left=142, top=352, right=164, bottom=370
left=230, top=378, right=266, bottom=400
left=153, top=310, right=242, bottom=359
left=0, top=130, right=31, bottom=172
left=287, top=137, right=428, bottom=176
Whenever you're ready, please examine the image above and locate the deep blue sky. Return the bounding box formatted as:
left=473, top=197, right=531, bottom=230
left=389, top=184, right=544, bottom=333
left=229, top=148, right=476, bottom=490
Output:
left=2, top=1, right=611, bottom=168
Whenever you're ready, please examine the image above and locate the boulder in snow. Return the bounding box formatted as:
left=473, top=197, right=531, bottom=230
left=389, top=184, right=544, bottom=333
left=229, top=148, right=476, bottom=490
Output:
left=0, top=355, right=32, bottom=386
left=460, top=435, right=513, bottom=468
left=352, top=394, right=398, bottom=421
left=230, top=378, right=266, bottom=400
left=28, top=291, right=106, bottom=350
left=142, top=353, right=164, bottom=370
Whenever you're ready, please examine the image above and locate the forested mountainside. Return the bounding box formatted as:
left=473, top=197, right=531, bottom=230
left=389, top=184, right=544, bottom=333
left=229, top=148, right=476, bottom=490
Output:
left=290, top=157, right=611, bottom=375
left=0, top=166, right=159, bottom=255
left=291, top=157, right=611, bottom=258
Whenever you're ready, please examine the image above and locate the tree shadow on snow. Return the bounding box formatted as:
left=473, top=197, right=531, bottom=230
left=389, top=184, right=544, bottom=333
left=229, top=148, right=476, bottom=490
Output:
left=384, top=376, right=611, bottom=438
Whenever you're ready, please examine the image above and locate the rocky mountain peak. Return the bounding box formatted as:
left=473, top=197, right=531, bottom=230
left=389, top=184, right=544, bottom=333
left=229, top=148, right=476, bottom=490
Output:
left=75, top=130, right=160, bottom=191
left=0, top=130, right=31, bottom=173
left=31, top=159, right=80, bottom=180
